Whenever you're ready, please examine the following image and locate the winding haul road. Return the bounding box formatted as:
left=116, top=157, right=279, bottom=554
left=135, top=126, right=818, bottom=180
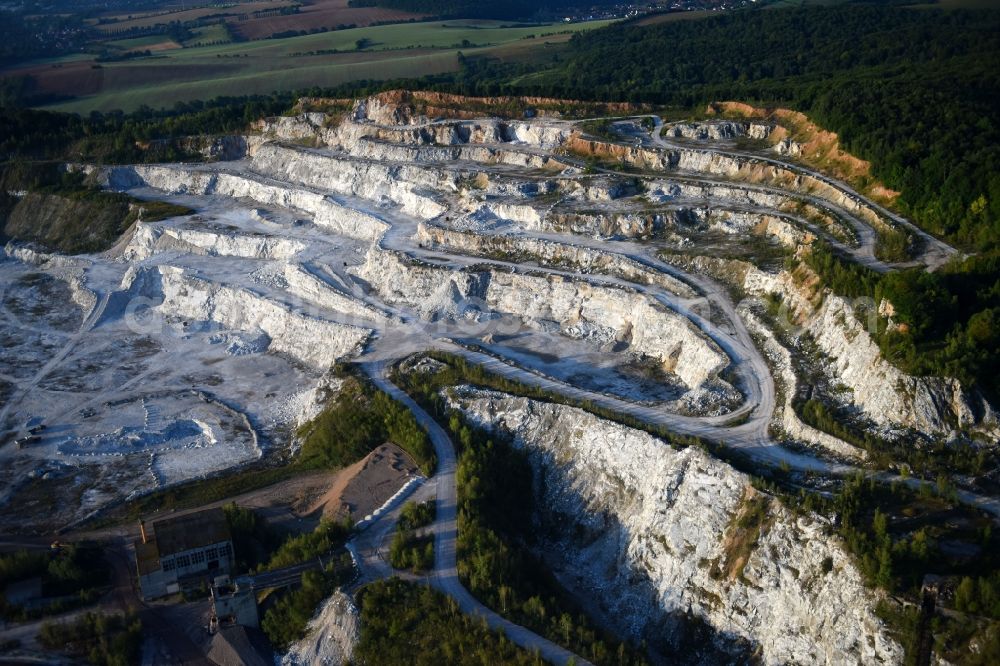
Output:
left=646, top=116, right=958, bottom=271
left=3, top=103, right=990, bottom=664
left=363, top=362, right=594, bottom=666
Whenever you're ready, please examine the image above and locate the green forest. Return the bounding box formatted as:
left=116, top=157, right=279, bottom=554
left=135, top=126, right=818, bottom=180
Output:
left=388, top=500, right=436, bottom=572
left=39, top=612, right=142, bottom=666
left=298, top=371, right=436, bottom=475
left=355, top=578, right=545, bottom=665
left=0, top=545, right=110, bottom=622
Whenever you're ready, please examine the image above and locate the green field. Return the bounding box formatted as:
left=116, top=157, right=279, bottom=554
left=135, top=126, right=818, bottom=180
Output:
left=183, top=24, right=233, bottom=47
left=151, top=19, right=606, bottom=60
left=103, top=34, right=183, bottom=51
left=51, top=51, right=463, bottom=113
left=34, top=19, right=612, bottom=113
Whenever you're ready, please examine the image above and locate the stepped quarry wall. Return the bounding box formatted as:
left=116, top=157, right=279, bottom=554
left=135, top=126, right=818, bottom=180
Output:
left=254, top=98, right=569, bottom=156
left=249, top=144, right=447, bottom=220
left=142, top=227, right=306, bottom=260
left=283, top=263, right=395, bottom=326
left=740, top=304, right=866, bottom=459
left=416, top=222, right=696, bottom=297
left=355, top=247, right=727, bottom=389
left=568, top=136, right=895, bottom=234
left=4, top=242, right=98, bottom=314
left=758, top=270, right=997, bottom=438
left=108, top=165, right=389, bottom=241
left=672, top=255, right=999, bottom=438
left=666, top=120, right=773, bottom=142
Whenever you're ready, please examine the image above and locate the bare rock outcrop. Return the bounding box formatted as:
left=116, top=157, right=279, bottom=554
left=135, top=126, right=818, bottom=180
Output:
left=672, top=254, right=999, bottom=439
left=355, top=246, right=729, bottom=389
left=667, top=120, right=773, bottom=142
left=417, top=222, right=696, bottom=297
left=280, top=590, right=359, bottom=666
left=740, top=303, right=865, bottom=459
left=122, top=265, right=371, bottom=371
left=449, top=388, right=903, bottom=665
left=108, top=164, right=390, bottom=241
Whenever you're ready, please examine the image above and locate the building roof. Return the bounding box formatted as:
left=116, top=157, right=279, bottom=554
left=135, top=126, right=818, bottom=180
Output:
left=135, top=539, right=161, bottom=577
left=207, top=626, right=271, bottom=666
left=152, top=507, right=232, bottom=557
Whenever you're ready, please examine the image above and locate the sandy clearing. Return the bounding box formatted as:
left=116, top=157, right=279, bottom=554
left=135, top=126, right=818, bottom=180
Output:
left=309, top=442, right=420, bottom=523
left=110, top=443, right=419, bottom=540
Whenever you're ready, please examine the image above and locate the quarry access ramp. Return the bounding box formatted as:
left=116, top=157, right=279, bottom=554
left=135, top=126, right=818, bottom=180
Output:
left=363, top=361, right=594, bottom=666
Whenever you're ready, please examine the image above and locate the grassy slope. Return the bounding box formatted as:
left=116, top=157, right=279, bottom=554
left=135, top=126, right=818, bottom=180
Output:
left=34, top=19, right=611, bottom=113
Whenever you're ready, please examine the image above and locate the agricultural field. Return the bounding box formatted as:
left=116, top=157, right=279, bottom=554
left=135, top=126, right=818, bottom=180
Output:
left=89, top=0, right=426, bottom=39
left=91, top=2, right=294, bottom=33
left=231, top=0, right=427, bottom=40
left=4, top=19, right=612, bottom=113
left=183, top=24, right=235, bottom=47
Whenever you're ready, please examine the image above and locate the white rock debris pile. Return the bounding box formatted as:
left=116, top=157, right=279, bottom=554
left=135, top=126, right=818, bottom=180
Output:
left=281, top=590, right=360, bottom=666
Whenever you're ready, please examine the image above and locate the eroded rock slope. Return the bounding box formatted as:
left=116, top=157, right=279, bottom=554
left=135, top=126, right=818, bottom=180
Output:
left=450, top=388, right=903, bottom=665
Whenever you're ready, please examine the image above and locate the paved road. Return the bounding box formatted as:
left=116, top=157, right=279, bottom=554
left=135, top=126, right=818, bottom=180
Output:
left=364, top=362, right=594, bottom=666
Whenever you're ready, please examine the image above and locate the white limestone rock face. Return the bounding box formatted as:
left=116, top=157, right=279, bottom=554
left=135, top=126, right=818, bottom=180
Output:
left=740, top=303, right=865, bottom=459
left=3, top=242, right=97, bottom=314
left=256, top=112, right=332, bottom=144
left=487, top=271, right=727, bottom=389
left=354, top=246, right=729, bottom=389
left=741, top=267, right=999, bottom=439
left=162, top=228, right=305, bottom=260
left=283, top=263, right=395, bottom=326
left=123, top=265, right=371, bottom=371
left=806, top=292, right=992, bottom=436
left=667, top=121, right=773, bottom=142
left=249, top=144, right=447, bottom=219
left=111, top=164, right=390, bottom=241
left=351, top=246, right=491, bottom=322
left=417, top=222, right=696, bottom=297
left=773, top=137, right=803, bottom=157
left=670, top=147, right=892, bottom=233
left=572, top=136, right=893, bottom=234
left=280, top=590, right=359, bottom=666
left=449, top=388, right=903, bottom=666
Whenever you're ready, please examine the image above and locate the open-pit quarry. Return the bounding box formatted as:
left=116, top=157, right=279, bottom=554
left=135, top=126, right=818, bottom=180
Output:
left=2, top=91, right=998, bottom=663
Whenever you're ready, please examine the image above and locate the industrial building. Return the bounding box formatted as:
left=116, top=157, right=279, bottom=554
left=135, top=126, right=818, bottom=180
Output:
left=211, top=576, right=259, bottom=630
left=134, top=507, right=235, bottom=600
